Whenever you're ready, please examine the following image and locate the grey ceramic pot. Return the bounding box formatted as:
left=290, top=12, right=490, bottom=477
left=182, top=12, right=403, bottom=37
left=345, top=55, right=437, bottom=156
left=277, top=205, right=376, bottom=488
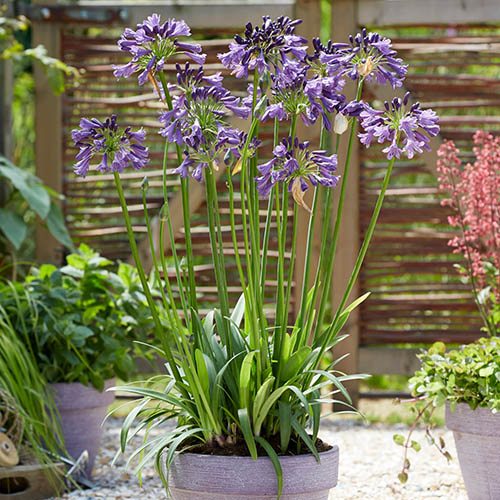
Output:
left=50, top=379, right=115, bottom=478
left=446, top=403, right=500, bottom=500
left=164, top=445, right=339, bottom=500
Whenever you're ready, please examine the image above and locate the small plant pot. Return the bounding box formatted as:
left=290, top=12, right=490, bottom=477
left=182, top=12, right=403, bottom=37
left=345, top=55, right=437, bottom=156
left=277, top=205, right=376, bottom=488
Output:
left=446, top=403, right=500, bottom=500
left=164, top=445, right=339, bottom=500
left=50, top=380, right=115, bottom=478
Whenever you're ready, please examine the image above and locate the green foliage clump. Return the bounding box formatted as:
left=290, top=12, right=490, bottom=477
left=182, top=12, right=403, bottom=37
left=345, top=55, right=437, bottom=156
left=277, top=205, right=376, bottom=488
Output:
left=0, top=244, right=163, bottom=390
left=0, top=156, right=73, bottom=257
left=410, top=337, right=500, bottom=412
left=395, top=337, right=499, bottom=483
left=1, top=8, right=78, bottom=95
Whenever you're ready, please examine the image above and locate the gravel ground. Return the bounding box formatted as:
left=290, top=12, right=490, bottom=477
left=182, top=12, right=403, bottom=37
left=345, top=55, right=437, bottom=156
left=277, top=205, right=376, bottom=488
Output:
left=57, top=417, right=466, bottom=500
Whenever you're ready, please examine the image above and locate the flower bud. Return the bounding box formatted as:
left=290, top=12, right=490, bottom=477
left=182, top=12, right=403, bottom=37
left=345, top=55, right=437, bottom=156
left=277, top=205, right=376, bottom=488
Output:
left=358, top=56, right=375, bottom=77
left=334, top=113, right=349, bottom=135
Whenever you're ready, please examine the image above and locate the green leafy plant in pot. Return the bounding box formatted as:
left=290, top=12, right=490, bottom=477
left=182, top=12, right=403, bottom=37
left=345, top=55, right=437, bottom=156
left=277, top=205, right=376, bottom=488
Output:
left=396, top=131, right=499, bottom=499
left=0, top=244, right=167, bottom=477
left=71, top=15, right=440, bottom=499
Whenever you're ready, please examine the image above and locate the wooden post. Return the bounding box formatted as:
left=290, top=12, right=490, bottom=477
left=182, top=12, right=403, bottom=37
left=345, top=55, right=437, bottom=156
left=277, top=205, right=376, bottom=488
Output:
left=0, top=61, right=13, bottom=161
left=32, top=0, right=64, bottom=264
left=330, top=0, right=361, bottom=407
left=0, top=0, right=13, bottom=161
left=1, top=0, right=14, bottom=210
left=293, top=0, right=322, bottom=312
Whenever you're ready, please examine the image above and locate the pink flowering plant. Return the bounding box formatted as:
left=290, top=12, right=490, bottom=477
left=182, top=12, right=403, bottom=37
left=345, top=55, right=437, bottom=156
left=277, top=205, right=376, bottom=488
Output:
left=437, top=131, right=499, bottom=335
left=395, top=132, right=499, bottom=483
left=72, top=16, right=439, bottom=494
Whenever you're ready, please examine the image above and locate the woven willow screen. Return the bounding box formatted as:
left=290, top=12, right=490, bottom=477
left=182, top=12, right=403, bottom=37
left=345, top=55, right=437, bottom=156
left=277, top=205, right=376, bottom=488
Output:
left=58, top=21, right=497, bottom=344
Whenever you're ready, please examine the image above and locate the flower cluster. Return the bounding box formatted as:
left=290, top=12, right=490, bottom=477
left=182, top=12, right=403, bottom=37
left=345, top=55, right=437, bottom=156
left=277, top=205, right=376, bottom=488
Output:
left=218, top=16, right=307, bottom=78
left=173, top=62, right=223, bottom=94
left=72, top=115, right=148, bottom=177
left=159, top=66, right=250, bottom=181
left=313, top=28, right=407, bottom=88
left=437, top=131, right=500, bottom=289
left=260, top=60, right=346, bottom=130
left=113, top=15, right=206, bottom=85
left=359, top=92, right=439, bottom=159
left=256, top=137, right=339, bottom=208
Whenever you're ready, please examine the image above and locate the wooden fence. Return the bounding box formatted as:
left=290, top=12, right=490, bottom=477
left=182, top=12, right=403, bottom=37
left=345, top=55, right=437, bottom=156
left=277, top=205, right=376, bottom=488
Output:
left=28, top=0, right=499, bottom=400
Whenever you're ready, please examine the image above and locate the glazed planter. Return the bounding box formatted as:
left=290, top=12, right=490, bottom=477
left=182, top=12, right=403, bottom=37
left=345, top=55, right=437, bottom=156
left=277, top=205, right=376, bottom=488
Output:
left=50, top=379, right=115, bottom=478
left=164, top=445, right=339, bottom=500
left=446, top=403, right=500, bottom=500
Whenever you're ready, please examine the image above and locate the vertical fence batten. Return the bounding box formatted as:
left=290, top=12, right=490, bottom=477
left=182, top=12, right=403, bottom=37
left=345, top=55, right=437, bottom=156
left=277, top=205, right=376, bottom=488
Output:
left=330, top=0, right=362, bottom=405
left=33, top=0, right=64, bottom=264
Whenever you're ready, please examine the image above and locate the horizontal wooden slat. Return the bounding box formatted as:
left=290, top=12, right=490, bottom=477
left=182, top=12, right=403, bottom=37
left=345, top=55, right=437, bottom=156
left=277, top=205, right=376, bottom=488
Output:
left=358, top=0, right=499, bottom=26
left=359, top=347, right=421, bottom=375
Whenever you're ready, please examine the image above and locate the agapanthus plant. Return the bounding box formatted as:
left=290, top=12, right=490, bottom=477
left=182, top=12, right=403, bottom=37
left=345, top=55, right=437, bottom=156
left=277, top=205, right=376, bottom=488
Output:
left=256, top=137, right=339, bottom=209
left=359, top=92, right=439, bottom=159
left=72, top=15, right=438, bottom=498
left=113, top=15, right=206, bottom=85
left=72, top=115, right=149, bottom=177
left=313, top=28, right=407, bottom=88
left=259, top=60, right=346, bottom=130
left=436, top=131, right=499, bottom=335
left=218, top=16, right=307, bottom=78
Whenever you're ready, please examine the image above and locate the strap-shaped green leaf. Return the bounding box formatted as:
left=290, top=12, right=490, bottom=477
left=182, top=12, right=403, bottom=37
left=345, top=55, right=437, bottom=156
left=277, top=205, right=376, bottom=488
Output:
left=280, top=345, right=311, bottom=382
left=238, top=408, right=257, bottom=459
left=253, top=386, right=289, bottom=436
left=254, top=436, right=283, bottom=498
left=252, top=376, right=275, bottom=422
left=239, top=350, right=257, bottom=409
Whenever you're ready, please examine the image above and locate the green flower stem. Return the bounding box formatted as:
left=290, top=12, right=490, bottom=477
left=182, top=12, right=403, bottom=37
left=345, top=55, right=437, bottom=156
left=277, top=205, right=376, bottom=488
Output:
left=319, top=155, right=397, bottom=354
left=227, top=173, right=253, bottom=306
left=204, top=167, right=232, bottom=351
left=159, top=140, right=191, bottom=330
left=282, top=202, right=299, bottom=337
left=158, top=72, right=199, bottom=318
left=112, top=172, right=183, bottom=386
left=273, top=182, right=285, bottom=364
left=159, top=215, right=189, bottom=331
left=260, top=118, right=280, bottom=291
left=140, top=182, right=173, bottom=321
left=251, top=70, right=261, bottom=253
left=246, top=73, right=265, bottom=329
left=295, top=122, right=329, bottom=335
left=273, top=115, right=297, bottom=366
left=305, top=134, right=341, bottom=340
left=315, top=80, right=364, bottom=333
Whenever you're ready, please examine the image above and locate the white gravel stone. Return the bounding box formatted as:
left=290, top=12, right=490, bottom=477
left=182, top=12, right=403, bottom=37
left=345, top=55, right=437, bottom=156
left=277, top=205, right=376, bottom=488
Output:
left=56, top=417, right=466, bottom=500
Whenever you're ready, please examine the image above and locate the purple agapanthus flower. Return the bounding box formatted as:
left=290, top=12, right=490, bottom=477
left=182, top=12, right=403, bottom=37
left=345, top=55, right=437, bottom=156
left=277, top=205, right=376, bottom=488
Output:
left=312, top=29, right=407, bottom=88
left=218, top=16, right=308, bottom=78
left=173, top=62, right=223, bottom=94
left=160, top=68, right=251, bottom=180
left=113, top=15, right=206, bottom=86
left=260, top=61, right=346, bottom=130
left=72, top=115, right=149, bottom=177
left=359, top=92, right=440, bottom=159
left=256, top=137, right=339, bottom=209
